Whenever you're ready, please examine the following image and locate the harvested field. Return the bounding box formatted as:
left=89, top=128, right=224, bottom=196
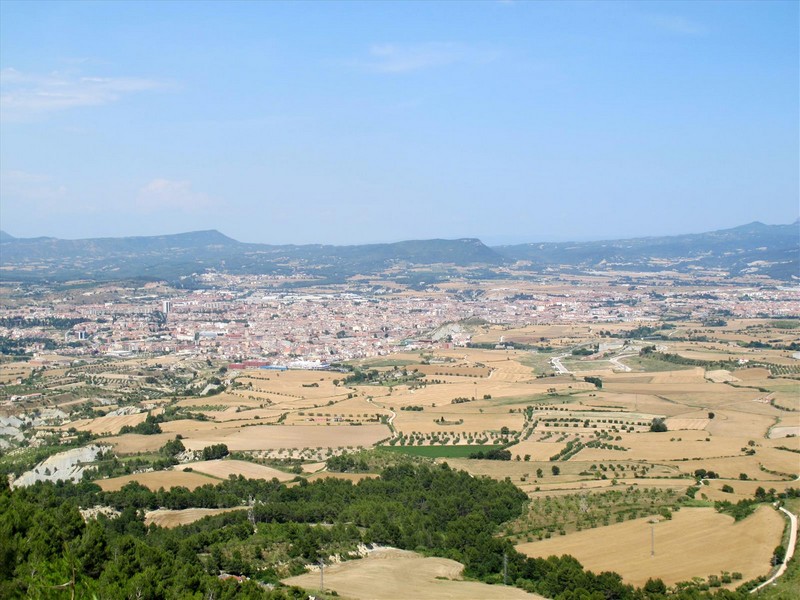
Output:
left=103, top=432, right=176, bottom=454
left=506, top=440, right=569, bottom=462
left=97, top=469, right=218, bottom=491
left=769, top=426, right=800, bottom=439
left=705, top=370, right=739, bottom=383
left=414, top=364, right=492, bottom=378
left=283, top=548, right=543, bottom=600
left=178, top=424, right=391, bottom=452
left=733, top=368, right=772, bottom=380
left=677, top=447, right=800, bottom=480
left=390, top=407, right=524, bottom=436
left=516, top=506, right=783, bottom=586
left=664, top=418, right=710, bottom=431
left=66, top=412, right=147, bottom=435
left=180, top=459, right=295, bottom=482
left=145, top=507, right=244, bottom=528
left=301, top=461, right=326, bottom=473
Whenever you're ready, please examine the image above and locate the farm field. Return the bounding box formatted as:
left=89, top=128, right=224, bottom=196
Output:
left=380, top=443, right=507, bottom=458
left=102, top=432, right=178, bottom=454
left=516, top=506, right=784, bottom=586
left=96, top=469, right=219, bottom=491
left=144, top=507, right=245, bottom=528
left=283, top=548, right=544, bottom=600
left=177, top=423, right=391, bottom=452
left=179, top=459, right=296, bottom=482
left=305, top=472, right=378, bottom=483
left=4, top=300, right=799, bottom=600
left=65, top=412, right=147, bottom=435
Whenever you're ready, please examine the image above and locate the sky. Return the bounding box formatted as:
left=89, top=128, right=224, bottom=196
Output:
left=0, top=1, right=798, bottom=245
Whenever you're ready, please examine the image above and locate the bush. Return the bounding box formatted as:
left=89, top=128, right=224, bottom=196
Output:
left=201, top=443, right=229, bottom=461
left=649, top=418, right=668, bottom=433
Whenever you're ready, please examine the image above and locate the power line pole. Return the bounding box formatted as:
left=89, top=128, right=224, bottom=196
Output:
left=319, top=558, right=324, bottom=592
left=503, top=552, right=508, bottom=585
left=651, top=524, right=655, bottom=557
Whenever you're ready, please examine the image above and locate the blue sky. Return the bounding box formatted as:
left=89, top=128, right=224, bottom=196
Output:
left=1, top=0, right=797, bottom=244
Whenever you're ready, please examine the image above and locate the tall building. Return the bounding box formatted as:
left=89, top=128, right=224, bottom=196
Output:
left=162, top=300, right=172, bottom=314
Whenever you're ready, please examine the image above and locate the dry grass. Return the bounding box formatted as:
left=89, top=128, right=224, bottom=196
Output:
left=516, top=506, right=784, bottom=586
left=283, top=548, right=544, bottom=599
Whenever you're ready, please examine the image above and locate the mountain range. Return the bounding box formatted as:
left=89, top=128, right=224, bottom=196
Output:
left=0, top=221, right=797, bottom=284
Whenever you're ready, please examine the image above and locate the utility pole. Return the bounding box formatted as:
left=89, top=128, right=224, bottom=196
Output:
left=319, top=558, right=324, bottom=592
left=651, top=523, right=655, bottom=557
left=503, top=552, right=508, bottom=585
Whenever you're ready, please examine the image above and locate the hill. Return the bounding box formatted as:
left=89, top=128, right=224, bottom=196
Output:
left=494, top=221, right=799, bottom=280
left=0, top=231, right=506, bottom=284
left=1, top=222, right=796, bottom=283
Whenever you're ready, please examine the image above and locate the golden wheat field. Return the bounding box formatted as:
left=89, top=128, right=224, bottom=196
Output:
left=516, top=506, right=784, bottom=586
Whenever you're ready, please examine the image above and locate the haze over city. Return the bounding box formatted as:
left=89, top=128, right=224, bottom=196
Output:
left=1, top=1, right=798, bottom=245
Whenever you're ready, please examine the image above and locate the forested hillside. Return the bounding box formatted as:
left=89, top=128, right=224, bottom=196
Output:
left=0, top=464, right=770, bottom=599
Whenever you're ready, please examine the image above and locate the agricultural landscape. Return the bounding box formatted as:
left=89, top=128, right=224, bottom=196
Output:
left=1, top=229, right=799, bottom=600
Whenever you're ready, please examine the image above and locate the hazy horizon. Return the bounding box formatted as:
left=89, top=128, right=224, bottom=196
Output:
left=1, top=1, right=798, bottom=244
left=1, top=217, right=797, bottom=248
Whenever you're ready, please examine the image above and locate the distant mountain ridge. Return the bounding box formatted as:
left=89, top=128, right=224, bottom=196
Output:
left=0, top=221, right=797, bottom=283
left=494, top=221, right=799, bottom=280
left=0, top=230, right=506, bottom=284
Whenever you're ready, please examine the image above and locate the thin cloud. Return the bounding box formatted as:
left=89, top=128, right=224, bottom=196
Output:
left=649, top=15, right=707, bottom=36
left=135, top=178, right=213, bottom=213
left=354, top=42, right=498, bottom=74
left=0, top=67, right=166, bottom=120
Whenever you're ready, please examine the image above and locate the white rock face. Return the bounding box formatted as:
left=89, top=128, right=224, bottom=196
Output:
left=11, top=445, right=107, bottom=488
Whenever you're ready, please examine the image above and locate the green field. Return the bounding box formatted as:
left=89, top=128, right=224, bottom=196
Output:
left=378, top=444, right=506, bottom=458
left=615, top=355, right=695, bottom=372
left=351, top=358, right=418, bottom=368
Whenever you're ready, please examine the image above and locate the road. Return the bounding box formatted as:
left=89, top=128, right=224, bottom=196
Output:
left=550, top=354, right=570, bottom=375
left=751, top=505, right=798, bottom=593
left=366, top=396, right=396, bottom=427
left=609, top=354, right=636, bottom=373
